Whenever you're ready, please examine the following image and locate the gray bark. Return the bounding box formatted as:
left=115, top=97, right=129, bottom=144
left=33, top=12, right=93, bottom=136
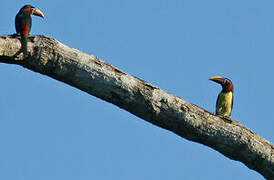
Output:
left=0, top=35, right=273, bottom=179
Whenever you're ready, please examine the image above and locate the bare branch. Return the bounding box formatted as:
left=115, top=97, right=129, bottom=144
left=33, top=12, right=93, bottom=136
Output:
left=0, top=35, right=273, bottom=179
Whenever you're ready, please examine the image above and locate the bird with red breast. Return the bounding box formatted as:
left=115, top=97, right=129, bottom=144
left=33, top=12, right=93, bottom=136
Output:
left=15, top=5, right=44, bottom=58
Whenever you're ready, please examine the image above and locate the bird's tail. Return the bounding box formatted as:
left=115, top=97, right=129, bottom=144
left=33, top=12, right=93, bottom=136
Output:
left=20, top=34, right=28, bottom=58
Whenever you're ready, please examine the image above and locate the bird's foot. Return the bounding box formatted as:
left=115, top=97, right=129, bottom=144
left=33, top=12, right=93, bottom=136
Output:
left=10, top=33, right=20, bottom=38
left=29, top=35, right=36, bottom=42
left=218, top=115, right=233, bottom=123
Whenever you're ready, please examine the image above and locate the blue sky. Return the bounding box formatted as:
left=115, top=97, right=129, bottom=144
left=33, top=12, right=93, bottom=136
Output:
left=0, top=1, right=272, bottom=179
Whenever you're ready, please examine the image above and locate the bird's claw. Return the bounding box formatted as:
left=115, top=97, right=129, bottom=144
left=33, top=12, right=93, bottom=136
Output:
left=218, top=115, right=233, bottom=123
left=10, top=33, right=20, bottom=38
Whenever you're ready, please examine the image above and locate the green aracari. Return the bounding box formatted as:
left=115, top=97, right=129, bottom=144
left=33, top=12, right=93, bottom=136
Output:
left=209, top=76, right=234, bottom=117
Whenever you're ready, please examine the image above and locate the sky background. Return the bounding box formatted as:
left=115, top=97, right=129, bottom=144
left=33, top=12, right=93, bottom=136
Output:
left=0, top=1, right=272, bottom=179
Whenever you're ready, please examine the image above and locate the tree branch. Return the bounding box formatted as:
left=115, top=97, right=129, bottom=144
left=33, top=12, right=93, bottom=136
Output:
left=0, top=35, right=273, bottom=179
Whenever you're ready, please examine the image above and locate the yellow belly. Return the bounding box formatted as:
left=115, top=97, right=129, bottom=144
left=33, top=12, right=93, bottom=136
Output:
left=216, top=92, right=233, bottom=116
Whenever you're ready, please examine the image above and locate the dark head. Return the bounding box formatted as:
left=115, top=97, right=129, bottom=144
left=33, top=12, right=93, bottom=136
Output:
left=18, top=5, right=44, bottom=18
left=209, top=76, right=234, bottom=92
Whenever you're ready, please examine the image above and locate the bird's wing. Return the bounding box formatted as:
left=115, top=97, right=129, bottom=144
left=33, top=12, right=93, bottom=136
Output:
left=231, top=93, right=233, bottom=116
left=216, top=93, right=220, bottom=115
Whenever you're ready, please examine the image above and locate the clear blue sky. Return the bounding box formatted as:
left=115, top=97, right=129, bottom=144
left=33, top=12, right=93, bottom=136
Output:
left=0, top=1, right=272, bottom=179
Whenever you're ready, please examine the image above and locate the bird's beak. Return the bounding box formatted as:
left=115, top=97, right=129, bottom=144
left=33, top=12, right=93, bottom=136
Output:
left=32, top=8, right=44, bottom=18
left=209, top=76, right=225, bottom=84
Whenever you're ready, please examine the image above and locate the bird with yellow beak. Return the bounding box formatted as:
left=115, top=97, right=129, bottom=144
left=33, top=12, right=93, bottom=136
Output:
left=209, top=76, right=234, bottom=117
left=15, top=5, right=45, bottom=58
